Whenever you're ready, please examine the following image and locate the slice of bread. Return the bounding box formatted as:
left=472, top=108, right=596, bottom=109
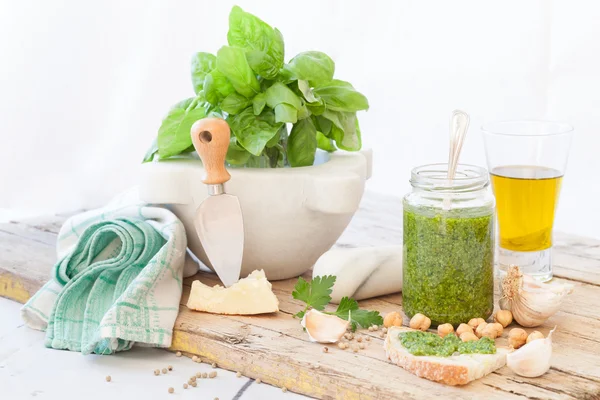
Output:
left=384, top=326, right=510, bottom=386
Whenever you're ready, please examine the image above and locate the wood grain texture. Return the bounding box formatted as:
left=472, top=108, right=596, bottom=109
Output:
left=1, top=192, right=599, bottom=399
left=191, top=117, right=231, bottom=185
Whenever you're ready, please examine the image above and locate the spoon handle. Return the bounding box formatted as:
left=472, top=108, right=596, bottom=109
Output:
left=447, top=110, right=470, bottom=181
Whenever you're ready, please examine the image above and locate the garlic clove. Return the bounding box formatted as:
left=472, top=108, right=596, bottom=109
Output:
left=301, top=309, right=350, bottom=343
left=500, top=265, right=573, bottom=327
left=507, top=327, right=556, bottom=377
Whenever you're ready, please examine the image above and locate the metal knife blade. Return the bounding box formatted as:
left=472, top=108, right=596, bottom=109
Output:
left=194, top=194, right=244, bottom=287
left=190, top=117, right=244, bottom=287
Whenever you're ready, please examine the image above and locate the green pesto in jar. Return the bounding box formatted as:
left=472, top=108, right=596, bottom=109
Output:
left=398, top=331, right=496, bottom=357
left=402, top=203, right=494, bottom=326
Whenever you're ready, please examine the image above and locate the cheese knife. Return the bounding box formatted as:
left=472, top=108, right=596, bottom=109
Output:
left=190, top=118, right=244, bottom=287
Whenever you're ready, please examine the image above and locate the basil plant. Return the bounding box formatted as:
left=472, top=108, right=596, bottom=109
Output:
left=143, top=6, right=369, bottom=168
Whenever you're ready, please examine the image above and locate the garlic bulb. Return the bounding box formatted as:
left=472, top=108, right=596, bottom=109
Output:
left=507, top=327, right=556, bottom=377
left=301, top=309, right=349, bottom=343
left=499, top=265, right=573, bottom=327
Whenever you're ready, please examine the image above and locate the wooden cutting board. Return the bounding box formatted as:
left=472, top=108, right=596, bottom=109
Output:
left=1, top=193, right=599, bottom=399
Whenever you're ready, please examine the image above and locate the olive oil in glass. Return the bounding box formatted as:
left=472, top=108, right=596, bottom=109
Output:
left=482, top=121, right=573, bottom=281
left=491, top=166, right=563, bottom=252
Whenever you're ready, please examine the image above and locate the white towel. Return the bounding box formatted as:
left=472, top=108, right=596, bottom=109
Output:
left=313, top=246, right=403, bottom=303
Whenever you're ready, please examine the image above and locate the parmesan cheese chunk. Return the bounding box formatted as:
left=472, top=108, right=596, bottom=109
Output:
left=187, top=270, right=279, bottom=315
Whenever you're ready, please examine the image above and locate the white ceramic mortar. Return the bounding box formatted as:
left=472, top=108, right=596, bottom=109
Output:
left=139, top=150, right=372, bottom=280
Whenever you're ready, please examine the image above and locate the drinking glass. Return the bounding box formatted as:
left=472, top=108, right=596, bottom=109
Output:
left=482, top=121, right=573, bottom=281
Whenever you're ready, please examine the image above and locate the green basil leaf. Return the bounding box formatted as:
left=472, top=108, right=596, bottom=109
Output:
left=221, top=93, right=252, bottom=115
left=322, top=110, right=361, bottom=151
left=227, top=6, right=272, bottom=51
left=276, top=67, right=295, bottom=84
left=245, top=29, right=284, bottom=79
left=259, top=78, right=275, bottom=92
left=274, top=103, right=297, bottom=123
left=228, top=108, right=283, bottom=156
left=252, top=92, right=266, bottom=115
left=157, top=98, right=207, bottom=158
left=226, top=137, right=252, bottom=165
left=191, top=52, right=216, bottom=94
left=313, top=115, right=332, bottom=136
left=284, top=51, right=335, bottom=86
left=216, top=46, right=260, bottom=98
left=265, top=82, right=302, bottom=109
left=316, top=131, right=336, bottom=152
left=297, top=80, right=320, bottom=103
left=297, top=102, right=310, bottom=120
left=246, top=50, right=281, bottom=79
left=174, top=97, right=195, bottom=110
left=264, top=146, right=283, bottom=168
left=144, top=142, right=197, bottom=163
left=181, top=143, right=197, bottom=154
left=294, top=81, right=318, bottom=119
left=203, top=73, right=221, bottom=105
left=288, top=118, right=317, bottom=167
left=142, top=137, right=159, bottom=163
left=210, top=69, right=235, bottom=97
left=204, top=70, right=235, bottom=106
left=272, top=27, right=286, bottom=66
left=204, top=102, right=225, bottom=119
left=267, top=124, right=287, bottom=148
left=227, top=6, right=284, bottom=79
left=313, top=79, right=369, bottom=112
left=307, top=102, right=325, bottom=116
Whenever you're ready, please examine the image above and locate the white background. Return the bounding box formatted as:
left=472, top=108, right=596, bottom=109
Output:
left=0, top=0, right=598, bottom=238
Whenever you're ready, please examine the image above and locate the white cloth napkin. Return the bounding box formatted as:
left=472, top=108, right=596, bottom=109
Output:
left=312, top=246, right=403, bottom=303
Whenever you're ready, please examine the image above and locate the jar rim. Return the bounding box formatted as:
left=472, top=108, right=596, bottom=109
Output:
left=410, top=163, right=489, bottom=192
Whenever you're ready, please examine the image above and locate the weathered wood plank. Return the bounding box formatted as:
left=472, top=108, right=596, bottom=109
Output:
left=1, top=193, right=600, bottom=399
left=181, top=272, right=600, bottom=386
left=0, top=222, right=56, bottom=303
left=172, top=305, right=538, bottom=400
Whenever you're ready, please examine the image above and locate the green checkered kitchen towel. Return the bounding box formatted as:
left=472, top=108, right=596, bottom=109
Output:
left=21, top=188, right=187, bottom=355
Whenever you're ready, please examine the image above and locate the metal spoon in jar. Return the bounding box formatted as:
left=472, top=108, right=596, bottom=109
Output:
left=444, top=110, right=470, bottom=209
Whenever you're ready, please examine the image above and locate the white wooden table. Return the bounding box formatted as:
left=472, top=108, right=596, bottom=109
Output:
left=0, top=296, right=306, bottom=399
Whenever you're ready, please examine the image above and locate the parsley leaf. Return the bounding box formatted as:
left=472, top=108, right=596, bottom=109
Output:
left=292, top=275, right=336, bottom=318
left=332, top=297, right=383, bottom=331
left=291, top=277, right=383, bottom=332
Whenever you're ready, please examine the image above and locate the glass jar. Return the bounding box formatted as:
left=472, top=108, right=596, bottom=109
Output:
left=402, top=163, right=495, bottom=326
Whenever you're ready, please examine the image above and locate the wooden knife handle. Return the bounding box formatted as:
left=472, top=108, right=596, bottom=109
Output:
left=191, top=118, right=231, bottom=185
